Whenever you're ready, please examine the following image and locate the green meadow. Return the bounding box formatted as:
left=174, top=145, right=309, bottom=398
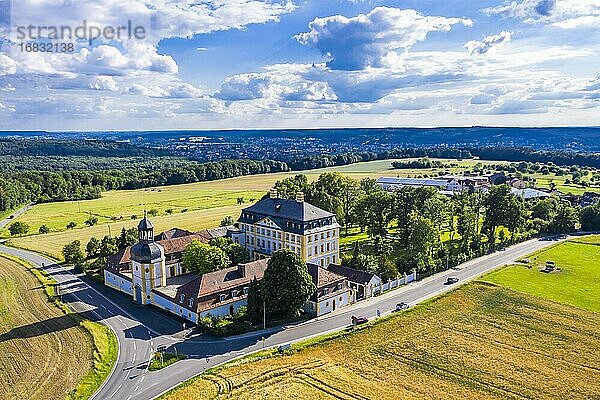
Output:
left=5, top=158, right=599, bottom=260
left=483, top=237, right=600, bottom=313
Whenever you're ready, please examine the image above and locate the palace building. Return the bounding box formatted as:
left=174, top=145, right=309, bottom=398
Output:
left=234, top=189, right=340, bottom=267
left=104, top=193, right=351, bottom=322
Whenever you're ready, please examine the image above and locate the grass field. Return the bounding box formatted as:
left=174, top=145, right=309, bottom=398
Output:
left=4, top=158, right=487, bottom=259
left=0, top=256, right=95, bottom=400
left=483, top=237, right=600, bottom=312
left=161, top=282, right=600, bottom=400
left=6, top=158, right=599, bottom=260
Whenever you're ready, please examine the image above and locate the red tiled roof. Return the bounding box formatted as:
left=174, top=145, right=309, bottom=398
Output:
left=106, top=233, right=209, bottom=269
left=307, top=263, right=345, bottom=288
left=199, top=259, right=268, bottom=297
left=155, top=228, right=193, bottom=241
left=106, top=247, right=131, bottom=273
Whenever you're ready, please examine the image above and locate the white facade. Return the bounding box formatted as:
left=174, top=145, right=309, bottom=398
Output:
left=131, top=248, right=166, bottom=305
left=240, top=217, right=340, bottom=267
left=199, top=299, right=248, bottom=319
left=305, top=288, right=353, bottom=317
left=104, top=270, right=133, bottom=295
left=152, top=292, right=197, bottom=323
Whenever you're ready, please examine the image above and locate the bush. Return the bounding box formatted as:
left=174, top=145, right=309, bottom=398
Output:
left=198, top=307, right=253, bottom=337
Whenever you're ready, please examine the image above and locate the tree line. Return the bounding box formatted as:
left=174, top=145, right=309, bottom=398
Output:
left=273, top=172, right=600, bottom=280
left=0, top=159, right=289, bottom=213
left=3, top=140, right=600, bottom=217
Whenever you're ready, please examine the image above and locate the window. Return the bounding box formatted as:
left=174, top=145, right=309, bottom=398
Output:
left=323, top=288, right=329, bottom=295
left=232, top=290, right=238, bottom=298
left=337, top=283, right=343, bottom=290
left=188, top=299, right=194, bottom=308
left=179, top=294, right=185, bottom=303
left=243, top=287, right=249, bottom=295
left=219, top=294, right=226, bottom=302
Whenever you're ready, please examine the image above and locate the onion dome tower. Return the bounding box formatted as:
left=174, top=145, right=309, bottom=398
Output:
left=131, top=211, right=166, bottom=304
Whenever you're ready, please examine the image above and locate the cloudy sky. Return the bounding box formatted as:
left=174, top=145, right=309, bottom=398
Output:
left=0, top=0, right=599, bottom=131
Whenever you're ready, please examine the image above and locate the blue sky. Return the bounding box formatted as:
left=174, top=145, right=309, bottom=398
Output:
left=0, top=0, right=599, bottom=130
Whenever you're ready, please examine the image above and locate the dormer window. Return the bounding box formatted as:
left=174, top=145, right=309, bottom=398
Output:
left=323, top=288, right=329, bottom=295
left=232, top=290, right=238, bottom=298
left=219, top=294, right=227, bottom=302
left=188, top=299, right=194, bottom=308
left=243, top=287, right=249, bottom=295
left=179, top=294, right=185, bottom=303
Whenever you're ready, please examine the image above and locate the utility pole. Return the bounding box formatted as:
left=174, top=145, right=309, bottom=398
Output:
left=263, top=299, right=266, bottom=330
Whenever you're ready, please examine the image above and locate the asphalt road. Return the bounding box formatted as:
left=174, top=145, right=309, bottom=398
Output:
left=0, top=203, right=34, bottom=230
left=0, top=235, right=570, bottom=400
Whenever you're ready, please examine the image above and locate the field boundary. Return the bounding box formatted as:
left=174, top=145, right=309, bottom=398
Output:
left=0, top=253, right=118, bottom=400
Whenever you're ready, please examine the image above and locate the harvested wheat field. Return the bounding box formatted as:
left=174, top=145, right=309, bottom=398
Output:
left=164, top=283, right=600, bottom=400
left=0, top=256, right=94, bottom=400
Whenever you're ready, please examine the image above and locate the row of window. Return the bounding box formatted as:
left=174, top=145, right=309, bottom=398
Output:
left=308, top=242, right=337, bottom=257
left=240, top=215, right=335, bottom=232
left=179, top=287, right=251, bottom=307
left=307, top=230, right=337, bottom=243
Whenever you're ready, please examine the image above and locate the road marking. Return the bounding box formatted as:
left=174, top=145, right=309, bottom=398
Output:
left=132, top=353, right=136, bottom=363
left=134, top=385, right=139, bottom=392
left=133, top=342, right=137, bottom=351
left=140, top=376, right=145, bottom=383
left=87, top=294, right=93, bottom=299
left=126, top=395, right=132, bottom=400
left=109, top=385, right=122, bottom=398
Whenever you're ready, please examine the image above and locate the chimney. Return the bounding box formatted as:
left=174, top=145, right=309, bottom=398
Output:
left=269, top=188, right=278, bottom=199
left=238, top=263, right=246, bottom=277
left=295, top=191, right=305, bottom=203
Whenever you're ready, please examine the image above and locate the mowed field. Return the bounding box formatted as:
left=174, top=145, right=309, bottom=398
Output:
left=5, top=159, right=496, bottom=259
left=0, top=256, right=94, bottom=400
left=162, top=283, right=600, bottom=400
left=484, top=237, right=600, bottom=312
left=162, top=237, right=600, bottom=400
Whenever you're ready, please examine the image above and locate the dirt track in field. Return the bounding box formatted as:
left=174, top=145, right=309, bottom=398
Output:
left=0, top=257, right=93, bottom=400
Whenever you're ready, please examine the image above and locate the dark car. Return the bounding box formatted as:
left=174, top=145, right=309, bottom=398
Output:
left=446, top=277, right=459, bottom=285
left=351, top=315, right=369, bottom=325
left=394, top=302, right=409, bottom=312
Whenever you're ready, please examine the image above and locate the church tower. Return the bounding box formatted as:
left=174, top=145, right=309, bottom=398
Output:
left=130, top=212, right=166, bottom=304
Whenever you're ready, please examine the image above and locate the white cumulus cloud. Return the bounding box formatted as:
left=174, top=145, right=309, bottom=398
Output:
left=484, top=0, right=600, bottom=28
left=465, top=31, right=512, bottom=56
left=295, top=7, right=472, bottom=70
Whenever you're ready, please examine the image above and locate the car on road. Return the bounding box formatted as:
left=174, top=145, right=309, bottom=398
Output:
left=446, top=277, right=459, bottom=285
left=394, top=302, right=409, bottom=312
left=351, top=315, right=369, bottom=326
left=8, top=215, right=14, bottom=219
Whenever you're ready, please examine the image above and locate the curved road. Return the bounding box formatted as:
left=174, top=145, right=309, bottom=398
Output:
left=0, top=234, right=570, bottom=400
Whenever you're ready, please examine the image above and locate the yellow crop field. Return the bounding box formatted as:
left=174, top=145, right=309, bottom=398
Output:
left=0, top=256, right=94, bottom=400
left=162, top=283, right=600, bottom=400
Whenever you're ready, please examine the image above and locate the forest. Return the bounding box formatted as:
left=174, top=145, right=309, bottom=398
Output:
left=1, top=137, right=600, bottom=216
